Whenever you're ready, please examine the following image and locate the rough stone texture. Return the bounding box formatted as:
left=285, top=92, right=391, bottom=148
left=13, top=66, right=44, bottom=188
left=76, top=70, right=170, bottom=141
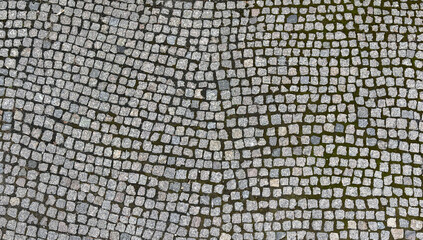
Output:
left=1, top=0, right=423, bottom=239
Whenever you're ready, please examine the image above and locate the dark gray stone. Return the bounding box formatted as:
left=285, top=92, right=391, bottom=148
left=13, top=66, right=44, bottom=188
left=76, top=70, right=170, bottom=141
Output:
left=218, top=80, right=230, bottom=90
left=286, top=14, right=298, bottom=23
left=120, top=233, right=131, bottom=240
left=109, top=17, right=119, bottom=26
left=117, top=45, right=125, bottom=53
left=311, top=136, right=321, bottom=145
left=335, top=123, right=344, bottom=133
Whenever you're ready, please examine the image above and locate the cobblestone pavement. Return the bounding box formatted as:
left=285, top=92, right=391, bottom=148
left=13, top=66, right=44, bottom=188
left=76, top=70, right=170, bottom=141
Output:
left=1, top=0, right=423, bottom=239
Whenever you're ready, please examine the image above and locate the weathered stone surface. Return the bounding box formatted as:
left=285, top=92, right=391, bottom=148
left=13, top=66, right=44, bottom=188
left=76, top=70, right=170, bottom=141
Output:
left=1, top=1, right=422, bottom=239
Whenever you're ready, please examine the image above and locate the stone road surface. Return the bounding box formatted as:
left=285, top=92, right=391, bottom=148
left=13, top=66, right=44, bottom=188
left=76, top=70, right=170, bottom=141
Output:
left=1, top=0, right=423, bottom=239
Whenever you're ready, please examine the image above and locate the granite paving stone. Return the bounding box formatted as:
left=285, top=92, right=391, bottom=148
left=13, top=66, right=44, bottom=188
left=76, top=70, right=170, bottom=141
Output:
left=0, top=0, right=423, bottom=239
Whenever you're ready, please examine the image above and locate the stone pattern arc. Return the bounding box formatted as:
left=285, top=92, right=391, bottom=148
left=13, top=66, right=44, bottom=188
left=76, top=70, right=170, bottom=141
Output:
left=0, top=0, right=423, bottom=240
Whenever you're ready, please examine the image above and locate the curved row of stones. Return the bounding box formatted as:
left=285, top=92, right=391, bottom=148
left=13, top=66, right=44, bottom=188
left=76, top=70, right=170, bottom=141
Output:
left=1, top=0, right=423, bottom=239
